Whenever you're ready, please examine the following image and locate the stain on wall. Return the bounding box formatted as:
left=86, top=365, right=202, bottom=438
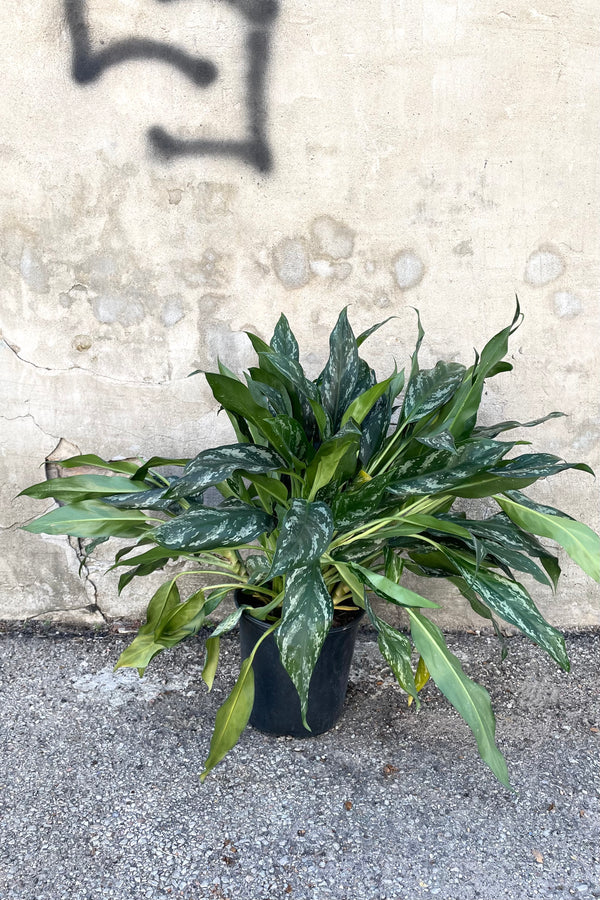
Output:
left=64, top=0, right=278, bottom=172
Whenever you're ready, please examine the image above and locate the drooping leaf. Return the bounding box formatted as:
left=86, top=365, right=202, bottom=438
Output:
left=408, top=610, right=511, bottom=788
left=473, top=411, right=565, bottom=439
left=200, top=657, right=255, bottom=782
left=364, top=594, right=418, bottom=703
left=348, top=563, right=440, bottom=608
left=492, top=453, right=594, bottom=481
left=20, top=475, right=147, bottom=503
left=202, top=636, right=220, bottom=690
left=22, top=500, right=150, bottom=539
left=57, top=454, right=140, bottom=475
left=152, top=503, right=275, bottom=552
left=276, top=563, right=333, bottom=729
left=443, top=549, right=570, bottom=671
left=496, top=493, right=600, bottom=583
left=165, top=444, right=284, bottom=500
left=270, top=499, right=334, bottom=577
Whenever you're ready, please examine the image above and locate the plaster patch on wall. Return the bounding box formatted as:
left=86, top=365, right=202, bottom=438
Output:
left=524, top=246, right=565, bottom=286
left=168, top=188, right=183, bottom=205
left=206, top=323, right=255, bottom=371
left=60, top=283, right=89, bottom=308
left=272, top=237, right=311, bottom=289
left=553, top=290, right=582, bottom=318
left=310, top=216, right=355, bottom=260
left=392, top=251, right=425, bottom=290
left=20, top=246, right=49, bottom=294
left=453, top=239, right=473, bottom=257
left=161, top=297, right=185, bottom=327
left=90, top=293, right=146, bottom=326
left=310, top=258, right=352, bottom=280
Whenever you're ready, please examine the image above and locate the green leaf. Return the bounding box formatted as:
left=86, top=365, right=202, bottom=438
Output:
left=246, top=472, right=288, bottom=508
left=22, top=500, right=150, bottom=538
left=131, top=456, right=190, bottom=482
left=104, top=487, right=176, bottom=510
left=270, top=313, right=300, bottom=360
left=473, top=411, right=565, bottom=439
left=407, top=610, right=511, bottom=788
left=347, top=563, right=440, bottom=608
left=356, top=316, right=396, bottom=347
left=57, top=454, right=140, bottom=475
left=359, top=370, right=404, bottom=466
left=416, top=430, right=457, bottom=454
left=492, top=453, right=594, bottom=481
left=165, top=444, right=284, bottom=500
left=403, top=361, right=467, bottom=425
left=304, top=423, right=361, bottom=501
left=202, top=637, right=220, bottom=690
left=200, top=657, right=255, bottom=782
left=259, top=415, right=311, bottom=465
left=20, top=475, right=147, bottom=503
left=205, top=372, right=269, bottom=427
left=443, top=550, right=569, bottom=671
left=331, top=472, right=394, bottom=532
left=443, top=300, right=522, bottom=440
left=319, top=308, right=360, bottom=430
left=340, top=375, right=398, bottom=428
left=496, top=493, right=600, bottom=583
left=113, top=634, right=167, bottom=674
left=386, top=440, right=513, bottom=497
left=364, top=595, right=418, bottom=703
left=152, top=503, right=275, bottom=552
left=270, top=499, right=334, bottom=577
left=276, top=563, right=333, bottom=730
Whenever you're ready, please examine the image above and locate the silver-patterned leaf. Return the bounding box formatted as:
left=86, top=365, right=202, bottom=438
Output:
left=165, top=444, right=284, bottom=499
left=152, top=504, right=275, bottom=551
left=270, top=500, right=334, bottom=577
left=275, top=563, right=333, bottom=729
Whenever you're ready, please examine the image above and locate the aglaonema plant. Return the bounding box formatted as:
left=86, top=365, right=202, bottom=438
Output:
left=21, top=301, right=600, bottom=787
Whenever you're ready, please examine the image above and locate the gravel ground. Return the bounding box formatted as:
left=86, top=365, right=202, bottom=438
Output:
left=0, top=624, right=599, bottom=900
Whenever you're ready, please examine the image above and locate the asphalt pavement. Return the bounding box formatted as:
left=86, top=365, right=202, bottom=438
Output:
left=0, top=623, right=599, bottom=900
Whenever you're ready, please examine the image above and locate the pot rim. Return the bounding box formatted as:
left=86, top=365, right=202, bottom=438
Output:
left=234, top=588, right=365, bottom=634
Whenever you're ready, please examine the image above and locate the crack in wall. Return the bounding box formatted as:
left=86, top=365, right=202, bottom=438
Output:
left=1, top=337, right=187, bottom=387
left=67, top=536, right=109, bottom=625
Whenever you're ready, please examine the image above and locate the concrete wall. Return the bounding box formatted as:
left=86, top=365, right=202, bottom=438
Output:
left=1, top=0, right=598, bottom=628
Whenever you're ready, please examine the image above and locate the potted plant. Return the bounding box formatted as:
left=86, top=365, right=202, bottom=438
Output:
left=21, top=302, right=600, bottom=787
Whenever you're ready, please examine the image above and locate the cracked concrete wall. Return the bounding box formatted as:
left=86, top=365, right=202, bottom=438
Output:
left=1, top=1, right=598, bottom=628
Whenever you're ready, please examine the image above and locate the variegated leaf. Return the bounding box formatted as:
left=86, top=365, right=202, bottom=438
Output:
left=152, top=504, right=275, bottom=552
left=276, top=563, right=333, bottom=729
left=165, top=444, right=284, bottom=499
left=270, top=500, right=333, bottom=577
left=403, top=361, right=466, bottom=425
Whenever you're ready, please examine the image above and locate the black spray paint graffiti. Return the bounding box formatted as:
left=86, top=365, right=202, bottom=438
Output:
left=64, top=0, right=279, bottom=172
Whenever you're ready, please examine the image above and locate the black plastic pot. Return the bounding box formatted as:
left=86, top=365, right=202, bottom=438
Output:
left=236, top=591, right=364, bottom=737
